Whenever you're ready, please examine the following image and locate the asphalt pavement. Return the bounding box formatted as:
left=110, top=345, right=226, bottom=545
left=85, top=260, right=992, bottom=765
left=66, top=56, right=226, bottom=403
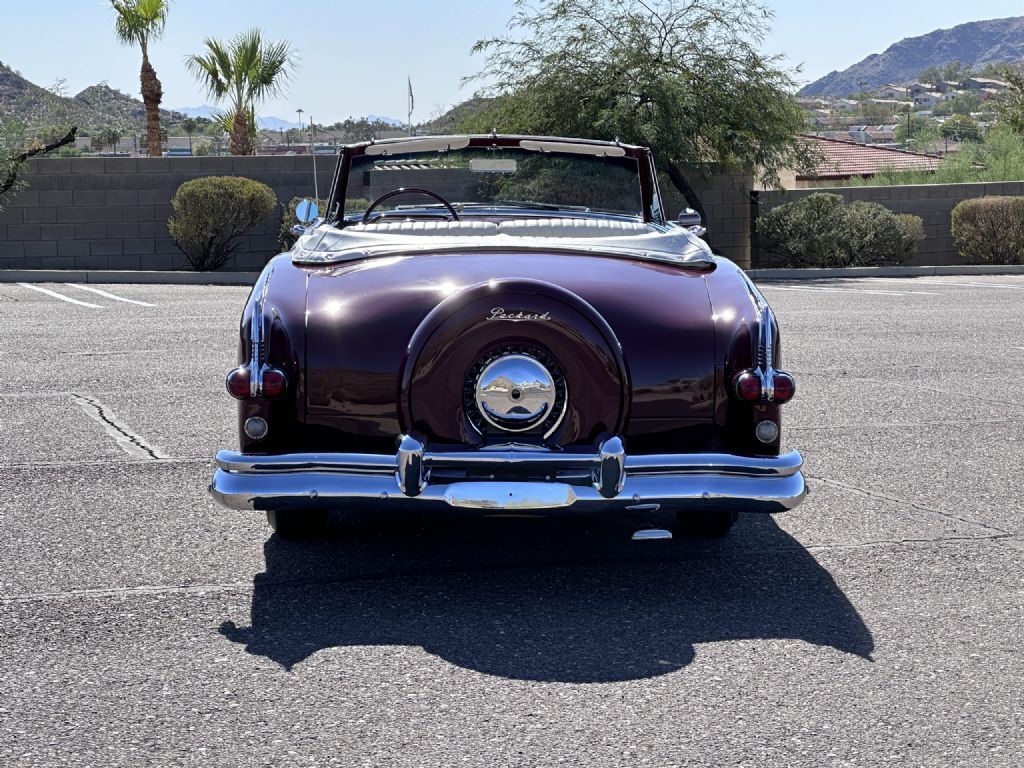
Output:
left=1, top=276, right=1022, bottom=767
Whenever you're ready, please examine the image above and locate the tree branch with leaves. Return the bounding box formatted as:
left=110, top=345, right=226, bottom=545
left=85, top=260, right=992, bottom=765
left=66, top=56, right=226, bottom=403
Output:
left=1, top=125, right=77, bottom=211
left=461, top=0, right=812, bottom=222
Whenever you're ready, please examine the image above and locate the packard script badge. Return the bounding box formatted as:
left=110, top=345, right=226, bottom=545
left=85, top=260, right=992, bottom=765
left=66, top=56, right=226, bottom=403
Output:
left=486, top=308, right=552, bottom=322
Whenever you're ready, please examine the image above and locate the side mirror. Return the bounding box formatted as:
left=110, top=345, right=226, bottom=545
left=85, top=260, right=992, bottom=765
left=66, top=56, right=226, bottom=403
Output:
left=296, top=199, right=319, bottom=225
left=678, top=208, right=702, bottom=228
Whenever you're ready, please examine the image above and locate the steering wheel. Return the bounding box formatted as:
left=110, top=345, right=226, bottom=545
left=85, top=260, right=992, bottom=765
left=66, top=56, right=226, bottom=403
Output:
left=361, top=187, right=460, bottom=224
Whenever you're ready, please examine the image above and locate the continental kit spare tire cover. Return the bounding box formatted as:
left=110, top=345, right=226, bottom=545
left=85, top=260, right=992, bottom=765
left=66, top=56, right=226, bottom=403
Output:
left=399, top=278, right=630, bottom=446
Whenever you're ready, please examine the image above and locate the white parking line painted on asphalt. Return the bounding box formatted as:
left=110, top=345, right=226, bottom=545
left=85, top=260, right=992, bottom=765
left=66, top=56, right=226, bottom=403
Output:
left=66, top=284, right=156, bottom=307
left=764, top=284, right=940, bottom=297
left=883, top=278, right=1024, bottom=291
left=16, top=283, right=103, bottom=308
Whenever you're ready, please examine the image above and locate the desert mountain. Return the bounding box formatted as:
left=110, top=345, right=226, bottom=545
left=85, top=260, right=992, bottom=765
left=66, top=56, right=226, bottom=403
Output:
left=799, top=16, right=1024, bottom=96
left=0, top=61, right=179, bottom=132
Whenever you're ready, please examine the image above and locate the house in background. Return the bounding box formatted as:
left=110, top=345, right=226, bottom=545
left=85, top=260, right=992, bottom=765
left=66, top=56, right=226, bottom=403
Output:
left=961, top=77, right=1008, bottom=92
left=913, top=92, right=942, bottom=108
left=831, top=98, right=860, bottom=113
left=876, top=84, right=909, bottom=99
left=775, top=135, right=942, bottom=188
left=847, top=124, right=898, bottom=145
left=907, top=82, right=936, bottom=97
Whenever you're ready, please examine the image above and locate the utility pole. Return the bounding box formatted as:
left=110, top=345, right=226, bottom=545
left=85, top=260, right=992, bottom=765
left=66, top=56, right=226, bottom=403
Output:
left=295, top=108, right=304, bottom=149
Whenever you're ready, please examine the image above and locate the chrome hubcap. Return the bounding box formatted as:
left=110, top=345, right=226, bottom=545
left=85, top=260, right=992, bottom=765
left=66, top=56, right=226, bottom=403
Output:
left=475, top=354, right=555, bottom=432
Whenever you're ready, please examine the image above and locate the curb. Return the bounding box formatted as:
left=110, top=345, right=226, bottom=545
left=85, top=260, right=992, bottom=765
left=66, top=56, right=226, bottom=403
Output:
left=0, top=270, right=261, bottom=286
left=747, top=264, right=1024, bottom=280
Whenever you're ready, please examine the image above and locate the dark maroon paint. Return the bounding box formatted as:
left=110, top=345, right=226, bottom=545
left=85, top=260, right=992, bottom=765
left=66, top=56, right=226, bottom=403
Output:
left=233, top=136, right=787, bottom=458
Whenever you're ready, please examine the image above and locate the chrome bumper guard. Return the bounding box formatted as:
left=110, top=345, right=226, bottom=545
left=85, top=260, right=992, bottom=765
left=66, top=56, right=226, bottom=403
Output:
left=209, top=435, right=806, bottom=515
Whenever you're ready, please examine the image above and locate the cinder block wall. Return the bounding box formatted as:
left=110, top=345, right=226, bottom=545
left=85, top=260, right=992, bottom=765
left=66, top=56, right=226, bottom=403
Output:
left=0, top=157, right=754, bottom=271
left=657, top=167, right=753, bottom=268
left=689, top=171, right=753, bottom=268
left=0, top=156, right=332, bottom=271
left=754, top=182, right=1024, bottom=267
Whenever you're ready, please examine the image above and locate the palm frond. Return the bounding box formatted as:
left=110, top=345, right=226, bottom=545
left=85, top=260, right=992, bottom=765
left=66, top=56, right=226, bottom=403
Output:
left=110, top=0, right=168, bottom=46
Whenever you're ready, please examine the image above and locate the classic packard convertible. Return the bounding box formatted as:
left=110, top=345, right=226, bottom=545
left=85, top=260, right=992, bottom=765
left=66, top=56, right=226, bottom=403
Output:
left=209, top=135, right=804, bottom=539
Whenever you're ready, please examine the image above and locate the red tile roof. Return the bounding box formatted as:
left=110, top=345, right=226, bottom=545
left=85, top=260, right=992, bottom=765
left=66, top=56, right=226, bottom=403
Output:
left=798, top=135, right=941, bottom=180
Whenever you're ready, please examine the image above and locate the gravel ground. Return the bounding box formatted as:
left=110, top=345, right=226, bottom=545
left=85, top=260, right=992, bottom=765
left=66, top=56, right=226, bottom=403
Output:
left=1, top=277, right=1022, bottom=767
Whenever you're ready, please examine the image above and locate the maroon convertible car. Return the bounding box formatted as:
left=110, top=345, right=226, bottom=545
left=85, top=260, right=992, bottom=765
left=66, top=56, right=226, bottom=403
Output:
left=209, top=135, right=805, bottom=539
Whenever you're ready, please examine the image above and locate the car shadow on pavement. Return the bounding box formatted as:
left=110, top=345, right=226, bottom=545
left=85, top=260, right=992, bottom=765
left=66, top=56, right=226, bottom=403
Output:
left=219, top=511, right=874, bottom=682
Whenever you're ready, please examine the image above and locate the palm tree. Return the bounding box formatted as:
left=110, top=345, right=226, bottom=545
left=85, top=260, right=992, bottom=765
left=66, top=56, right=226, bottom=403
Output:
left=110, top=0, right=168, bottom=158
left=186, top=29, right=297, bottom=156
left=104, top=128, right=123, bottom=153
left=182, top=117, right=197, bottom=153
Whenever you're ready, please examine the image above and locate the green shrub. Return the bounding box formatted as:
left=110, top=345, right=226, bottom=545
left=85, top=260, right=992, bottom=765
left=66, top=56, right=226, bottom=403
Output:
left=758, top=192, right=924, bottom=267
left=168, top=176, right=276, bottom=271
left=951, top=196, right=1024, bottom=264
left=894, top=214, right=926, bottom=262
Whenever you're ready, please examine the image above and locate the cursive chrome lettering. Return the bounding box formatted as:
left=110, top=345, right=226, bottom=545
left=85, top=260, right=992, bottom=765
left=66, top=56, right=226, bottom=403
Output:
left=486, top=307, right=552, bottom=322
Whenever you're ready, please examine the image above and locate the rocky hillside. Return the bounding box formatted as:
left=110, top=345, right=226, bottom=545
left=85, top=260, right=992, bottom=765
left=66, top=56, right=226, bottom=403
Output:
left=800, top=16, right=1024, bottom=96
left=0, top=61, right=178, bottom=131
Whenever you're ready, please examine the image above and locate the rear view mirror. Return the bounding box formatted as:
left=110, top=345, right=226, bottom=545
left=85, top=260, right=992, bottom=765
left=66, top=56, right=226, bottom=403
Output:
left=296, top=199, right=319, bottom=225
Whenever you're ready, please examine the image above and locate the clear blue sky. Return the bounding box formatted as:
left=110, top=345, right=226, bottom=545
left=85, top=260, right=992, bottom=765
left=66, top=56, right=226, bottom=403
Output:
left=2, top=1, right=1024, bottom=123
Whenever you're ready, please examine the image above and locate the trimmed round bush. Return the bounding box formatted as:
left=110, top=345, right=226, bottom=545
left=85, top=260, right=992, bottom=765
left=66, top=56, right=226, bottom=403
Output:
left=758, top=192, right=924, bottom=267
left=168, top=176, right=277, bottom=271
left=951, top=196, right=1024, bottom=264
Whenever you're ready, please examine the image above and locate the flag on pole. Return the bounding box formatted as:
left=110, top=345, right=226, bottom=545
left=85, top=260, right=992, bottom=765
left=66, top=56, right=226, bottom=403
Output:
left=407, top=76, right=414, bottom=133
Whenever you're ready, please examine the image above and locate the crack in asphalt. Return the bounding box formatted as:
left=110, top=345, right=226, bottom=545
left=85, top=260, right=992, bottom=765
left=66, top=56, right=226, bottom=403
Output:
left=790, top=416, right=1024, bottom=432
left=2, top=533, right=1019, bottom=606
left=68, top=393, right=168, bottom=461
left=808, top=475, right=1013, bottom=537
left=869, top=377, right=1024, bottom=411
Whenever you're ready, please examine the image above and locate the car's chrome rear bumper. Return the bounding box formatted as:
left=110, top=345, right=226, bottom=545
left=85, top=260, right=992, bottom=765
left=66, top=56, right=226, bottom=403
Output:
left=209, top=436, right=806, bottom=515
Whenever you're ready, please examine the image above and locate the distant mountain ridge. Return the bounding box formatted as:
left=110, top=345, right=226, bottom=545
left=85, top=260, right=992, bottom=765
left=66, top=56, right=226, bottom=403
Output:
left=0, top=61, right=179, bottom=130
left=800, top=16, right=1024, bottom=96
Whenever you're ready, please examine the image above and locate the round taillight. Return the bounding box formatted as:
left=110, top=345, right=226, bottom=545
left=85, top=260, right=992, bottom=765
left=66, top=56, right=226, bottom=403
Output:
left=733, top=371, right=762, bottom=402
left=261, top=368, right=288, bottom=398
left=225, top=367, right=251, bottom=399
left=773, top=372, right=795, bottom=404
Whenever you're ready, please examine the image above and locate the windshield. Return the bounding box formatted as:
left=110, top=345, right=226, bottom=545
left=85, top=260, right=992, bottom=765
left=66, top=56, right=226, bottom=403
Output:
left=343, top=144, right=644, bottom=218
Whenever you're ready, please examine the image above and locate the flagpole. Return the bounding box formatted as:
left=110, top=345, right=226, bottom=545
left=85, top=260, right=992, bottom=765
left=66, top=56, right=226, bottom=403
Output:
left=407, top=76, right=414, bottom=135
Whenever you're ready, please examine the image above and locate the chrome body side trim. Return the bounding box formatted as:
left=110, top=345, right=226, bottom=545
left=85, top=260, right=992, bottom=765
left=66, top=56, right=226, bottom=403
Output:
left=247, top=265, right=275, bottom=398
left=756, top=304, right=777, bottom=402
left=209, top=438, right=806, bottom=515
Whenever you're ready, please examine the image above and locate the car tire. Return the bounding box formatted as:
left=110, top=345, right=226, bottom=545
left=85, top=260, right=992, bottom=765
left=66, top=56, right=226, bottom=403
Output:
left=266, top=509, right=329, bottom=540
left=675, top=510, right=738, bottom=538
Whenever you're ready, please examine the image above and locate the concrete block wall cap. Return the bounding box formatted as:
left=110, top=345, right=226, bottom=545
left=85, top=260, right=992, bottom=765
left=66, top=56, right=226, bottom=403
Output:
left=0, top=269, right=261, bottom=286
left=748, top=264, right=1024, bottom=280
